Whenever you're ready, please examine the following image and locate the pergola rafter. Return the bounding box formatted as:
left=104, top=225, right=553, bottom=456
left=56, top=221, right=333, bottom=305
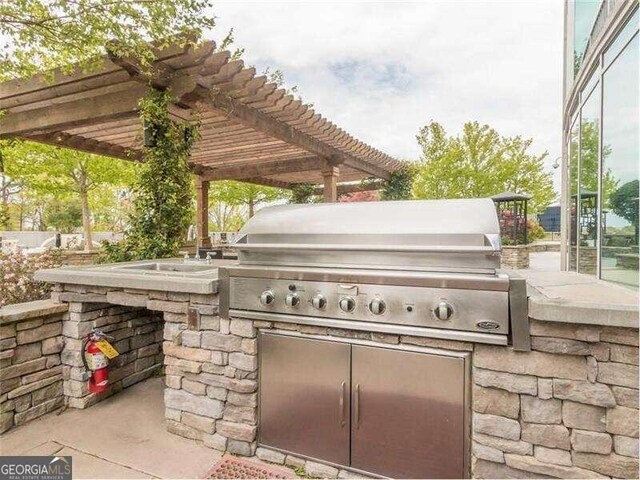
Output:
left=0, top=39, right=402, bottom=246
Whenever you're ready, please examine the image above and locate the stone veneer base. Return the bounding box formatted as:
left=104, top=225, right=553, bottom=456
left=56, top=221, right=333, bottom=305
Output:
left=6, top=283, right=637, bottom=479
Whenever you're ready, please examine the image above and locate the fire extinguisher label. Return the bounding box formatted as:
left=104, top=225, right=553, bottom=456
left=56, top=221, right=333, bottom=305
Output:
left=88, top=353, right=108, bottom=370
left=95, top=339, right=120, bottom=359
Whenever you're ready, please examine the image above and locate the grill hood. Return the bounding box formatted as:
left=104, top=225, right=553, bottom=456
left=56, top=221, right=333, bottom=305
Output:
left=234, top=198, right=502, bottom=273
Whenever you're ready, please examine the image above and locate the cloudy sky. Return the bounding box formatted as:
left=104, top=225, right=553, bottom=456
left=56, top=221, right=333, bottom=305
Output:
left=212, top=1, right=565, bottom=192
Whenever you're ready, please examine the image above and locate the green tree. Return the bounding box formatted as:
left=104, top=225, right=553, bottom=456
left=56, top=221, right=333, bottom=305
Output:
left=0, top=0, right=214, bottom=80
left=289, top=183, right=319, bottom=204
left=45, top=198, right=82, bottom=233
left=610, top=179, right=640, bottom=243
left=413, top=121, right=556, bottom=213
left=0, top=140, right=25, bottom=228
left=610, top=180, right=640, bottom=225
left=208, top=201, right=246, bottom=232
left=1, top=140, right=137, bottom=249
left=91, top=186, right=133, bottom=232
left=209, top=181, right=287, bottom=219
left=571, top=120, right=618, bottom=205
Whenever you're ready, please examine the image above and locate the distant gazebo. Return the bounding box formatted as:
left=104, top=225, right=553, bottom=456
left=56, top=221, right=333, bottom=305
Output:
left=492, top=192, right=531, bottom=245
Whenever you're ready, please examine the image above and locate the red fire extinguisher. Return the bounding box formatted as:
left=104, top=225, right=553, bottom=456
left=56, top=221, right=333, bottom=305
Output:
left=81, top=329, right=116, bottom=393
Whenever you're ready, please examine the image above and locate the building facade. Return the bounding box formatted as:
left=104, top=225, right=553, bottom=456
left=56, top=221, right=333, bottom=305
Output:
left=561, top=0, right=639, bottom=288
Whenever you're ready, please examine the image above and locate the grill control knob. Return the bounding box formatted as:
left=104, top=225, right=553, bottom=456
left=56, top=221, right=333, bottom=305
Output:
left=339, top=296, right=356, bottom=313
left=434, top=301, right=454, bottom=321
left=260, top=291, right=275, bottom=306
left=311, top=294, right=327, bottom=310
left=369, top=298, right=386, bottom=315
left=285, top=293, right=300, bottom=307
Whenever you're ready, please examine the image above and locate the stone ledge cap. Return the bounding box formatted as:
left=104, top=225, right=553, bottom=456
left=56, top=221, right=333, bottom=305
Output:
left=521, top=270, right=639, bottom=329
left=0, top=299, right=68, bottom=325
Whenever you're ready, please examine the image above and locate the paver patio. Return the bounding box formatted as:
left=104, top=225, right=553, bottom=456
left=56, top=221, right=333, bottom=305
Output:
left=0, top=378, right=229, bottom=479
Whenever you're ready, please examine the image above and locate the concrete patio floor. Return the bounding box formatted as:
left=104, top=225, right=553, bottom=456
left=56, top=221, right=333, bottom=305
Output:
left=528, top=251, right=561, bottom=271
left=0, top=378, right=223, bottom=479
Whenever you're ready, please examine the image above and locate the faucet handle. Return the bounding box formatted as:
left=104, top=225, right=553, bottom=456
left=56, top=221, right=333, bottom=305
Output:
left=181, top=252, right=189, bottom=260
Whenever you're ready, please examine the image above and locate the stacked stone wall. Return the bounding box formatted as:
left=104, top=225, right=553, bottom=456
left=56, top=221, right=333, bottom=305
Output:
left=0, top=301, right=67, bottom=433
left=570, top=247, right=598, bottom=274
left=46, top=283, right=640, bottom=479
left=472, top=320, right=639, bottom=479
left=160, top=302, right=473, bottom=476
left=55, top=285, right=164, bottom=409
left=501, top=246, right=530, bottom=269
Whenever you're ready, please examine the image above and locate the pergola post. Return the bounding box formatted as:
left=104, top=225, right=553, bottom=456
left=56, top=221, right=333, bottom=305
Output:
left=322, top=166, right=340, bottom=203
left=195, top=176, right=211, bottom=248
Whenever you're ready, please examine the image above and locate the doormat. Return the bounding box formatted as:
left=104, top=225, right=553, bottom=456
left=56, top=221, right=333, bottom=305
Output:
left=206, top=455, right=293, bottom=479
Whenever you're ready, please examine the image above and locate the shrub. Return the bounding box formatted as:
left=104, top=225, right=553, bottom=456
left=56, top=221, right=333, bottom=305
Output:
left=0, top=249, right=62, bottom=307
left=527, top=219, right=546, bottom=243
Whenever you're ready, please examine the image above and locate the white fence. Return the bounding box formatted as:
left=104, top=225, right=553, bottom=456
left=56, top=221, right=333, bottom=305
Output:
left=0, top=231, right=122, bottom=250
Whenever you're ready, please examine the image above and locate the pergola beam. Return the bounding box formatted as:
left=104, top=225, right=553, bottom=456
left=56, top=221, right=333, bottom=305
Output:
left=27, top=132, right=143, bottom=161
left=189, top=87, right=391, bottom=181
left=0, top=43, right=401, bottom=192
left=240, top=177, right=294, bottom=190
left=201, top=157, right=325, bottom=181
left=312, top=181, right=384, bottom=196
left=0, top=85, right=145, bottom=137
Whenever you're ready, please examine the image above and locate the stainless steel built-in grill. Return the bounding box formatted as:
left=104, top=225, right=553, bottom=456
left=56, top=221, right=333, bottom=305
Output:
left=219, top=198, right=530, bottom=479
left=220, top=198, right=530, bottom=348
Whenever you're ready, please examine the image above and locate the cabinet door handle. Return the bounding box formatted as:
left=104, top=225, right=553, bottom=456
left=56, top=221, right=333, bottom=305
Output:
left=354, top=384, right=360, bottom=429
left=339, top=381, right=346, bottom=427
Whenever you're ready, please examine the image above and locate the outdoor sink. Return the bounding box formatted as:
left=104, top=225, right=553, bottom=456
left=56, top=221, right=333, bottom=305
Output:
left=117, top=262, right=216, bottom=273
left=35, top=258, right=236, bottom=295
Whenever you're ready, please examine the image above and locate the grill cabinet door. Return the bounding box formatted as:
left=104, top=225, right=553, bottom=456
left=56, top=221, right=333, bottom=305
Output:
left=351, top=345, right=467, bottom=479
left=259, top=333, right=351, bottom=465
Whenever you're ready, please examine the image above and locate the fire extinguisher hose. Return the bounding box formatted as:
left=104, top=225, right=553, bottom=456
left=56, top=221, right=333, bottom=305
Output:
left=81, top=336, right=91, bottom=371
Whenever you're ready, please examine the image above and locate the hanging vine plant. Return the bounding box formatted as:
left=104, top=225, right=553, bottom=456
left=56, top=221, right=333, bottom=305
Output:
left=101, top=88, right=199, bottom=262
left=380, top=165, right=417, bottom=201
left=289, top=183, right=318, bottom=204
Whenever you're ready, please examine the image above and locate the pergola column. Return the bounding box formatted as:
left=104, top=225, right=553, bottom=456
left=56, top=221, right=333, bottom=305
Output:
left=195, top=176, right=211, bottom=248
left=322, top=166, right=340, bottom=203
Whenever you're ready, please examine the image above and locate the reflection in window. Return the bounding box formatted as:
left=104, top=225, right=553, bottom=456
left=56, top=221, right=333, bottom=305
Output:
left=569, top=119, right=579, bottom=271
left=573, top=0, right=603, bottom=74
left=601, top=34, right=639, bottom=287
left=578, top=86, right=600, bottom=275
left=604, top=8, right=639, bottom=68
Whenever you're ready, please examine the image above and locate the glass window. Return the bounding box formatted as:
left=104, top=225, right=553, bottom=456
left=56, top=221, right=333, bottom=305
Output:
left=574, top=0, right=603, bottom=74
left=565, top=1, right=576, bottom=97
left=578, top=85, right=600, bottom=275
left=581, top=68, right=599, bottom=102
left=604, top=8, right=639, bottom=68
left=601, top=34, right=639, bottom=288
left=569, top=118, right=580, bottom=271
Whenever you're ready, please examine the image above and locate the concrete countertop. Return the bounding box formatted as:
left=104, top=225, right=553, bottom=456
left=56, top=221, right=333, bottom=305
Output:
left=520, top=270, right=639, bottom=329
left=35, top=260, right=638, bottom=329
left=34, top=258, right=237, bottom=295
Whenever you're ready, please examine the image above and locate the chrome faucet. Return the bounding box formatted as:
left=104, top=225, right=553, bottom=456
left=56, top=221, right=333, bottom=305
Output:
left=182, top=250, right=215, bottom=264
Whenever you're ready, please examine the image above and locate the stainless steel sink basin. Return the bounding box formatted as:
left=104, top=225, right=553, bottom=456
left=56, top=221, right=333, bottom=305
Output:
left=113, top=262, right=217, bottom=273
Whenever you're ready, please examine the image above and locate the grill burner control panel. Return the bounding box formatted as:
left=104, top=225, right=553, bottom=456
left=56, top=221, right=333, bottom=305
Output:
left=228, top=277, right=509, bottom=334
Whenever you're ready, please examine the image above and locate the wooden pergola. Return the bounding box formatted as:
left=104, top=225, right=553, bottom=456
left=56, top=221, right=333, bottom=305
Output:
left=0, top=41, right=402, bottom=246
